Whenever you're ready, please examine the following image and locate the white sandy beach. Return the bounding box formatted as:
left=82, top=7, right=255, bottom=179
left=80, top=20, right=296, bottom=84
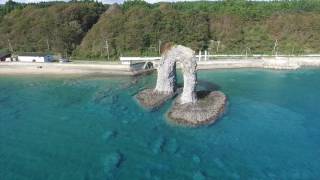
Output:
left=0, top=62, right=148, bottom=75
left=1, top=57, right=320, bottom=75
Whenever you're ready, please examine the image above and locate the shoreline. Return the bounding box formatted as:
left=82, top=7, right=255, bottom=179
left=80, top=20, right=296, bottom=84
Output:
left=196, top=57, right=320, bottom=70
left=1, top=57, right=320, bottom=75
left=0, top=62, right=153, bottom=76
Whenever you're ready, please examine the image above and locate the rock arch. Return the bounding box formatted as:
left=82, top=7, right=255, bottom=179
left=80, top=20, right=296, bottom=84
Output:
left=135, top=44, right=227, bottom=127
left=154, top=45, right=197, bottom=104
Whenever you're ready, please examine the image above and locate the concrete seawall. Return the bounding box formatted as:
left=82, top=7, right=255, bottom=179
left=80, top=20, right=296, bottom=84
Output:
left=1, top=57, right=320, bottom=75
left=197, top=57, right=320, bottom=70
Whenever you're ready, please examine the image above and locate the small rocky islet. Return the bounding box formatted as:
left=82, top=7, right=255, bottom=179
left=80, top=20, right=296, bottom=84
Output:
left=135, top=44, right=227, bottom=127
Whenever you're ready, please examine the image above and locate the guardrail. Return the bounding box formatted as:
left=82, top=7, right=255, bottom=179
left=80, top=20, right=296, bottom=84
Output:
left=120, top=57, right=161, bottom=65
left=120, top=54, right=320, bottom=65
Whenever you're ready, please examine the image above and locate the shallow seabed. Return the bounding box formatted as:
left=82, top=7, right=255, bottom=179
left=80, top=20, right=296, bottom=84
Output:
left=1, top=69, right=320, bottom=180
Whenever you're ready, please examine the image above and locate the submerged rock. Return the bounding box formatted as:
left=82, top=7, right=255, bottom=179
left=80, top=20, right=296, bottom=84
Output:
left=102, top=152, right=123, bottom=175
left=192, top=154, right=201, bottom=164
left=145, top=169, right=152, bottom=179
left=93, top=89, right=113, bottom=104
left=167, top=91, right=227, bottom=127
left=214, top=158, right=225, bottom=169
left=193, top=171, right=206, bottom=180
left=102, top=130, right=117, bottom=141
left=166, top=138, right=179, bottom=154
left=230, top=172, right=241, bottom=179
left=122, top=120, right=129, bottom=124
left=152, top=136, right=166, bottom=154
left=120, top=106, right=128, bottom=111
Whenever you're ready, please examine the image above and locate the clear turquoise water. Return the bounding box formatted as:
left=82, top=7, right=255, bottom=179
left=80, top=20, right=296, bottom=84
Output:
left=1, top=69, right=320, bottom=180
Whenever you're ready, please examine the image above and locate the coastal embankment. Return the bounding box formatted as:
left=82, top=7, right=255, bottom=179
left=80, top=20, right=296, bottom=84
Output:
left=197, top=56, right=320, bottom=70
left=0, top=62, right=151, bottom=75
left=1, top=57, right=320, bottom=75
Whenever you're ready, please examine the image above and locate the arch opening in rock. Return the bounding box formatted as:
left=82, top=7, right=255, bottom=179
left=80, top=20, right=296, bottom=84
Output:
left=143, top=62, right=154, bottom=70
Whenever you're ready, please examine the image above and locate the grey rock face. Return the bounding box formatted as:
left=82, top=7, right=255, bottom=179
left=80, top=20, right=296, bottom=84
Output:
left=154, top=53, right=176, bottom=94
left=154, top=45, right=197, bottom=104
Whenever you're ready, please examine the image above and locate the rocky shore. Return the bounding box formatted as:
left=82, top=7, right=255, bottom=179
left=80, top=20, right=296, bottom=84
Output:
left=135, top=88, right=179, bottom=111
left=167, top=91, right=227, bottom=127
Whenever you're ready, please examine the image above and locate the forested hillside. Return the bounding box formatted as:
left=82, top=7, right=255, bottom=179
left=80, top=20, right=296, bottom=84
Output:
left=77, top=0, right=320, bottom=59
left=0, top=1, right=106, bottom=56
left=1, top=0, right=320, bottom=59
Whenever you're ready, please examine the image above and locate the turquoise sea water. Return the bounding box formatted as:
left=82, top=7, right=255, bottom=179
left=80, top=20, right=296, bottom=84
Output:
left=1, top=69, right=320, bottom=180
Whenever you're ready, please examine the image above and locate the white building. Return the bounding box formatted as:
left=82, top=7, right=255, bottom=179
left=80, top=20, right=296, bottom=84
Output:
left=17, top=53, right=54, bottom=63
left=5, top=57, right=12, bottom=62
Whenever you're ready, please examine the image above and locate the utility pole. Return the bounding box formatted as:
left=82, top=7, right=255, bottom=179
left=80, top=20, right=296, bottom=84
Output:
left=105, top=39, right=110, bottom=61
left=204, top=50, right=207, bottom=61
left=7, top=39, right=13, bottom=52
left=273, top=39, right=278, bottom=56
left=246, top=47, right=248, bottom=57
left=216, top=41, right=220, bottom=54
left=245, top=47, right=251, bottom=58
left=291, top=47, right=295, bottom=56
left=46, top=39, right=50, bottom=51
left=158, top=40, right=162, bottom=55
left=208, top=40, right=214, bottom=54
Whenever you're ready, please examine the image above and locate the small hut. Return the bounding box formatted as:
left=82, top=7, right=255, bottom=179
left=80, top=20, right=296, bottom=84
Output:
left=17, top=53, right=54, bottom=63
